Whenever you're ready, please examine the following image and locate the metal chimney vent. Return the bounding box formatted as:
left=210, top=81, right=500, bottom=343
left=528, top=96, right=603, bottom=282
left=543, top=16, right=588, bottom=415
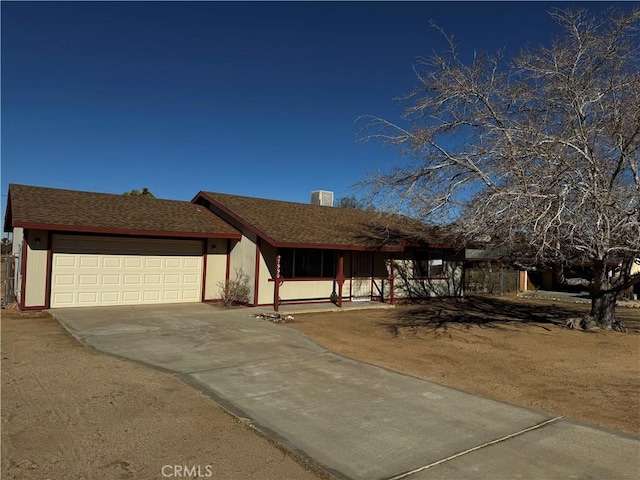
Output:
left=310, top=190, right=334, bottom=207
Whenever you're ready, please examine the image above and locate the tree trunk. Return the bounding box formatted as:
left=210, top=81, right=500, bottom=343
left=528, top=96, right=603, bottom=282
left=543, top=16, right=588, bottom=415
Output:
left=585, top=290, right=626, bottom=332
left=583, top=261, right=626, bottom=332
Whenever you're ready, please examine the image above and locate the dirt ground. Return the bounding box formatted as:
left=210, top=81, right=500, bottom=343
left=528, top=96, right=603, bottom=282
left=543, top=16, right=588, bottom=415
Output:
left=288, top=295, right=640, bottom=436
left=1, top=310, right=323, bottom=480
left=2, top=297, right=638, bottom=479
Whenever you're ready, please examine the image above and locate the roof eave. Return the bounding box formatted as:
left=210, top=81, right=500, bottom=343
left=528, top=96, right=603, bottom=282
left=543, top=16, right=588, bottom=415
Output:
left=273, top=241, right=406, bottom=252
left=193, top=191, right=280, bottom=246
left=272, top=241, right=458, bottom=252
left=11, top=222, right=242, bottom=240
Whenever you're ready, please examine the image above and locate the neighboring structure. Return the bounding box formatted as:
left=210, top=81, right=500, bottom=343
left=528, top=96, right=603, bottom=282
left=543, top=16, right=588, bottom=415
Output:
left=464, top=249, right=521, bottom=295
left=4, top=184, right=463, bottom=310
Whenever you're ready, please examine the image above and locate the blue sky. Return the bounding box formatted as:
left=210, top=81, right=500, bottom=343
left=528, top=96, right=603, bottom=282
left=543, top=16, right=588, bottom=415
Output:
left=1, top=1, right=620, bottom=217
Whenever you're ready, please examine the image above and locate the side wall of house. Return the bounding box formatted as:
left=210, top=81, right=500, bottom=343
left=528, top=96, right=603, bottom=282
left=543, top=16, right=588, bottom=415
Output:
left=23, top=229, right=50, bottom=308
left=392, top=248, right=464, bottom=298
left=631, top=259, right=640, bottom=276
left=258, top=242, right=276, bottom=305
left=229, top=229, right=258, bottom=304
left=204, top=238, right=229, bottom=301
left=278, top=280, right=337, bottom=303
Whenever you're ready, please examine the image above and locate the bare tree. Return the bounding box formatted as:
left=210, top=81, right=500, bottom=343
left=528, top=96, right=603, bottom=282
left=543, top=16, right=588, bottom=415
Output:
left=336, top=195, right=375, bottom=210
left=360, top=7, right=640, bottom=331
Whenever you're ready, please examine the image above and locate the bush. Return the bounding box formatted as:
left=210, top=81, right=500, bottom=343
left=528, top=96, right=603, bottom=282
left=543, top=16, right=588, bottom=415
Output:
left=217, top=268, right=251, bottom=306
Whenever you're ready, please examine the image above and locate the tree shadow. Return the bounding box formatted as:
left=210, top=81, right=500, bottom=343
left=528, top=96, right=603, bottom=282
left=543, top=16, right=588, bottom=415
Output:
left=381, top=296, right=582, bottom=336
left=349, top=219, right=459, bottom=249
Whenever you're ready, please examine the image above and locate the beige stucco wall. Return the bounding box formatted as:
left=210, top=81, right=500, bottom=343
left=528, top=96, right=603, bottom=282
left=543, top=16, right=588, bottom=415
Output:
left=24, top=229, right=49, bottom=308
left=204, top=239, right=228, bottom=300
left=229, top=231, right=258, bottom=304
left=279, top=280, right=337, bottom=302
left=391, top=249, right=464, bottom=298
left=258, top=242, right=276, bottom=305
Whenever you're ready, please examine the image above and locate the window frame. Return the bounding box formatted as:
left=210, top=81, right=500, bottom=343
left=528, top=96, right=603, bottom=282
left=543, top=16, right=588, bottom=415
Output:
left=279, top=248, right=336, bottom=279
left=413, top=249, right=446, bottom=279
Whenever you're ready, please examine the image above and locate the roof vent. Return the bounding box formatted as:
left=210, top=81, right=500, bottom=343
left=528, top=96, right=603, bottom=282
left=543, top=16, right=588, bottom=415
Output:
left=310, top=190, right=334, bottom=207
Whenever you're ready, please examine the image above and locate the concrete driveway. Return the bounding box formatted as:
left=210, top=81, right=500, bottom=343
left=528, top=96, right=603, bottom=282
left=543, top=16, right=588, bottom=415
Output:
left=52, top=304, right=639, bottom=480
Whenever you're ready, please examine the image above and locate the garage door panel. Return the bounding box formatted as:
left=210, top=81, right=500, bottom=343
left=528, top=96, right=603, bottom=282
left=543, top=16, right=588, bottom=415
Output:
left=183, top=258, right=200, bottom=268
left=100, top=292, right=121, bottom=303
left=162, top=290, right=180, bottom=301
left=55, top=256, right=77, bottom=268
left=123, top=291, right=142, bottom=302
left=144, top=274, right=161, bottom=285
left=165, top=258, right=181, bottom=268
left=52, top=292, right=75, bottom=306
left=102, top=275, right=121, bottom=285
left=80, top=256, right=100, bottom=268
left=124, top=257, right=142, bottom=268
left=55, top=274, right=76, bottom=286
left=78, top=292, right=99, bottom=304
left=124, top=274, right=142, bottom=285
left=183, top=274, right=199, bottom=284
left=103, top=257, right=122, bottom=268
left=145, top=258, right=162, bottom=268
left=181, top=290, right=199, bottom=300
left=51, top=235, right=203, bottom=308
left=79, top=274, right=99, bottom=286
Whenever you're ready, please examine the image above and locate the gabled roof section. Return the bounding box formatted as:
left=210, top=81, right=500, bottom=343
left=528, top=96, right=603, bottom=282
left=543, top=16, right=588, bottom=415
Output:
left=194, top=191, right=452, bottom=251
left=5, top=184, right=241, bottom=239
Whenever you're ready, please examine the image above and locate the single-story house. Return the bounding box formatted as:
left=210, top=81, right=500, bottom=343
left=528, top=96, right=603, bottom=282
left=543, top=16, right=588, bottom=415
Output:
left=4, top=184, right=464, bottom=310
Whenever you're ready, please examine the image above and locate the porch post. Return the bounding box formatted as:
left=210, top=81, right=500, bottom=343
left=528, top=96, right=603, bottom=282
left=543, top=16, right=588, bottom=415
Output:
left=336, top=251, right=345, bottom=308
left=389, top=254, right=395, bottom=305
left=274, top=252, right=281, bottom=312
left=253, top=237, right=261, bottom=307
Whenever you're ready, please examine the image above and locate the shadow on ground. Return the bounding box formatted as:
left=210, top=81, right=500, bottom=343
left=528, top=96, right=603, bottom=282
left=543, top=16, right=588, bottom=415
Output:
left=382, top=296, right=586, bottom=335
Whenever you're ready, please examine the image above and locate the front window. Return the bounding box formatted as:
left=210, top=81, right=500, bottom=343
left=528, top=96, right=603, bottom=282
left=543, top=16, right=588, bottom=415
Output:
left=414, top=249, right=445, bottom=278
left=280, top=249, right=335, bottom=278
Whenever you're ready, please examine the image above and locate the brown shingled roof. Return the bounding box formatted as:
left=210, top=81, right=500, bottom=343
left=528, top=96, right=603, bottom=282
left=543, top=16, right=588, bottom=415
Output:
left=196, top=191, right=451, bottom=250
left=5, top=184, right=240, bottom=239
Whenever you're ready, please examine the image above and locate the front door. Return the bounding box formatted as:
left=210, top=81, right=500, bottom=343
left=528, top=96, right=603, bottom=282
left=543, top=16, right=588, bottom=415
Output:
left=351, top=252, right=372, bottom=301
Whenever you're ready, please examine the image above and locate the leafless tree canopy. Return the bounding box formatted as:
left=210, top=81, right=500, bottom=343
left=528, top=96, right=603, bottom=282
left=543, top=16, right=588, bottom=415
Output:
left=360, top=7, right=640, bottom=329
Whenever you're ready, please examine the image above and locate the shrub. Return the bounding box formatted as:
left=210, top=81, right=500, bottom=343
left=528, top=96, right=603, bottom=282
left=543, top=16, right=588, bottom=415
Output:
left=217, top=268, right=251, bottom=306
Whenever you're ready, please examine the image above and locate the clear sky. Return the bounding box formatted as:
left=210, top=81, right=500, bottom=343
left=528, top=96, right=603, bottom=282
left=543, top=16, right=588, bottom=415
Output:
left=1, top=1, right=621, bottom=217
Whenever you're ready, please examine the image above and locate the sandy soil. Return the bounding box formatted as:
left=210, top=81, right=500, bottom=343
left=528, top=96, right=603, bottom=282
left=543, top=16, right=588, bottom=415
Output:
left=287, top=295, right=640, bottom=435
left=1, top=310, right=323, bottom=480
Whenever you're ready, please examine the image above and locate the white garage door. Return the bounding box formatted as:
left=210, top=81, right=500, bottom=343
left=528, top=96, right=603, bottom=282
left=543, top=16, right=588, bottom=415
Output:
left=51, top=234, right=203, bottom=308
